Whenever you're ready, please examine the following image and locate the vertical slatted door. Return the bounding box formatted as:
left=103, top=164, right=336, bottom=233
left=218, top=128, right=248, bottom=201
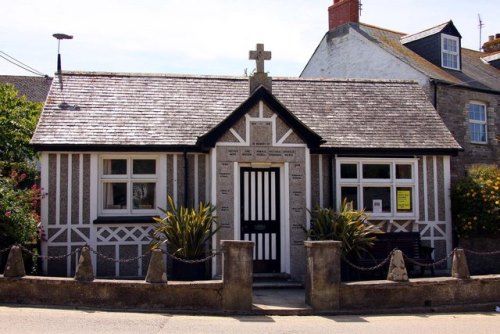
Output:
left=240, top=167, right=280, bottom=273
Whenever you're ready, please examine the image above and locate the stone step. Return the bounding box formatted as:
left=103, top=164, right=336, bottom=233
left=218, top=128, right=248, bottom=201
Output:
left=252, top=273, right=303, bottom=289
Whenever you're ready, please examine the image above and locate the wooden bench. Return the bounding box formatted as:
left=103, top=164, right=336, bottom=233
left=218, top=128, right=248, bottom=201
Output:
left=356, top=232, right=435, bottom=278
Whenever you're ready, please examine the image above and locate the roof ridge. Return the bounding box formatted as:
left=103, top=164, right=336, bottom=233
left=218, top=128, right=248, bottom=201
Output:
left=274, top=77, right=418, bottom=84
left=358, top=22, right=406, bottom=36
left=59, top=71, right=248, bottom=80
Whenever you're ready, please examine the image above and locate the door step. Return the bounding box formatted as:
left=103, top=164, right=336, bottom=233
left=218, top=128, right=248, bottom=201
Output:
left=253, top=273, right=303, bottom=289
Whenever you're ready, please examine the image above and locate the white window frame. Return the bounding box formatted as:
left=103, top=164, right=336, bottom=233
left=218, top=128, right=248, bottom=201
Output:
left=441, top=34, right=460, bottom=70
left=336, top=158, right=419, bottom=219
left=99, top=155, right=159, bottom=216
left=468, top=101, right=488, bottom=144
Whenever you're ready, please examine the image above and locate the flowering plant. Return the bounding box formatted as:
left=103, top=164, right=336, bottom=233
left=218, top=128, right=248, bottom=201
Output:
left=451, top=165, right=500, bottom=239
left=0, top=170, right=45, bottom=245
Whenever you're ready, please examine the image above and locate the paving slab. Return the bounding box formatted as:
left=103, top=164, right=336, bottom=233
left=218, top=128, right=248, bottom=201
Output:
left=252, top=288, right=312, bottom=315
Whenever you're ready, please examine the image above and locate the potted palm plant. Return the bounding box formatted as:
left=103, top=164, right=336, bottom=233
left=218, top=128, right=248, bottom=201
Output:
left=151, top=196, right=219, bottom=280
left=304, top=199, right=381, bottom=280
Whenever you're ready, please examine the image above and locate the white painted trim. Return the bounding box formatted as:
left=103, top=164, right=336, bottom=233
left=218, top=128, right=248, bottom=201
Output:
left=259, top=100, right=264, bottom=118
left=468, top=101, right=488, bottom=144
left=414, top=157, right=420, bottom=222
left=229, top=128, right=246, bottom=144
left=441, top=33, right=460, bottom=70
left=158, top=154, right=167, bottom=211
left=336, top=157, right=418, bottom=219
left=433, top=156, right=439, bottom=224
left=305, top=148, right=311, bottom=230
left=89, top=154, right=99, bottom=272
left=79, top=154, right=83, bottom=225
left=423, top=156, right=429, bottom=223
left=271, top=114, right=278, bottom=145
left=55, top=154, right=61, bottom=226
left=67, top=155, right=72, bottom=276
left=210, top=148, right=217, bottom=277
left=233, top=162, right=240, bottom=241
left=282, top=163, right=291, bottom=273
left=40, top=152, right=49, bottom=274
left=276, top=129, right=293, bottom=145
left=443, top=156, right=453, bottom=267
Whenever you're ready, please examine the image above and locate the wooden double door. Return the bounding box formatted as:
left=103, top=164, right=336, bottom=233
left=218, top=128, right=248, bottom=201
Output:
left=240, top=167, right=281, bottom=273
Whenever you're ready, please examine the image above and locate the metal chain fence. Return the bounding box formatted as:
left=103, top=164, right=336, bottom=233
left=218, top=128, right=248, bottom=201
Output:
left=344, top=247, right=463, bottom=272
left=17, top=244, right=80, bottom=261
left=6, top=244, right=222, bottom=265
left=0, top=246, right=11, bottom=255
left=2, top=244, right=499, bottom=269
left=403, top=249, right=455, bottom=268
left=160, top=249, right=223, bottom=264
left=342, top=250, right=395, bottom=272
left=463, top=248, right=500, bottom=256
left=87, top=246, right=152, bottom=263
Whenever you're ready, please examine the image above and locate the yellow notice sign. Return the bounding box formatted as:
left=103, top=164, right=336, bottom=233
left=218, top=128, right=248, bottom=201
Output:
left=397, top=190, right=411, bottom=210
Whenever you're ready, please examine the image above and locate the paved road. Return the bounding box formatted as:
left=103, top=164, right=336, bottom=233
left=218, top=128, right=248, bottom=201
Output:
left=1, top=306, right=499, bottom=334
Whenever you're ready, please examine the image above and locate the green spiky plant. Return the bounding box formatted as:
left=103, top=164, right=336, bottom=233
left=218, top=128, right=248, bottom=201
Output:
left=305, top=199, right=381, bottom=258
left=151, top=196, right=219, bottom=259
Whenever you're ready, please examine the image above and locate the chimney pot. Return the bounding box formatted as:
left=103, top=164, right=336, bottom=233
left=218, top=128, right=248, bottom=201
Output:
left=489, top=35, right=495, bottom=41
left=496, top=33, right=500, bottom=39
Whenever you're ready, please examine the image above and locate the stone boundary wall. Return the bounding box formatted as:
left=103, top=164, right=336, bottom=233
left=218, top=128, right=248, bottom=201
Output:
left=340, top=275, right=500, bottom=311
left=0, top=240, right=254, bottom=312
left=305, top=241, right=500, bottom=312
left=0, top=276, right=224, bottom=310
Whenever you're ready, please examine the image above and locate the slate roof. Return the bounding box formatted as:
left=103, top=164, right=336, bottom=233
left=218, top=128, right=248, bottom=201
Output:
left=400, top=22, right=452, bottom=44
left=353, top=23, right=500, bottom=93
left=31, top=71, right=461, bottom=153
left=0, top=75, right=52, bottom=102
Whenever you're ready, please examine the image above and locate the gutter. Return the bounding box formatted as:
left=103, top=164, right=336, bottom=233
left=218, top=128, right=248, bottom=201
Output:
left=430, top=78, right=500, bottom=96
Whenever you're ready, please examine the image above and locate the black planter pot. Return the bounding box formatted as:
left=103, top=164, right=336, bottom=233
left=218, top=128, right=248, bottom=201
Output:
left=171, top=258, right=206, bottom=281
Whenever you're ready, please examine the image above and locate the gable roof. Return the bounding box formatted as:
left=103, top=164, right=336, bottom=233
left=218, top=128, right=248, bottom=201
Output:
left=197, top=85, right=324, bottom=149
left=0, top=75, right=52, bottom=102
left=352, top=23, right=500, bottom=93
left=31, top=71, right=461, bottom=154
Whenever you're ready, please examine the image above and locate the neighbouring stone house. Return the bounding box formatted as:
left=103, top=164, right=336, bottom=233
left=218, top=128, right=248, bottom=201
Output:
left=301, top=0, right=500, bottom=182
left=30, top=46, right=461, bottom=280
left=0, top=75, right=52, bottom=103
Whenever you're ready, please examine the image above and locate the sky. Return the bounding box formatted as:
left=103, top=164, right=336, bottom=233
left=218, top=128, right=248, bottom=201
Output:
left=1, top=0, right=499, bottom=78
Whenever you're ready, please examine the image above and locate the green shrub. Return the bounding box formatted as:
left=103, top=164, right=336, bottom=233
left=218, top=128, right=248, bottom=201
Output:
left=305, top=199, right=380, bottom=257
left=151, top=196, right=219, bottom=259
left=451, top=164, right=500, bottom=239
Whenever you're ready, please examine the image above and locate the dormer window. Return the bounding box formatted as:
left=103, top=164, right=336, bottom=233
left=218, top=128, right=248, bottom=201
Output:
left=441, top=34, right=460, bottom=70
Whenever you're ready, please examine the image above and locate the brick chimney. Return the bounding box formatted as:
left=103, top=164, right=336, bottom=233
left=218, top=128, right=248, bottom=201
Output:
left=482, top=34, right=500, bottom=53
left=328, top=0, right=360, bottom=31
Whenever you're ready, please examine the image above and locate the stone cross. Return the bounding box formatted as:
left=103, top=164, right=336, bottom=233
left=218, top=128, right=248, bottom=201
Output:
left=249, top=43, right=271, bottom=73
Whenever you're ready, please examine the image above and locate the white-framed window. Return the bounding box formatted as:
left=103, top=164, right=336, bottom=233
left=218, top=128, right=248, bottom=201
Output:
left=441, top=34, right=460, bottom=70
left=337, top=158, right=418, bottom=218
left=468, top=101, right=488, bottom=144
left=99, top=156, right=158, bottom=216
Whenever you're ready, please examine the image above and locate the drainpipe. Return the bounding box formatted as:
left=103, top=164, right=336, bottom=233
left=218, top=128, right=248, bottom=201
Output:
left=183, top=151, right=188, bottom=207
left=431, top=79, right=438, bottom=109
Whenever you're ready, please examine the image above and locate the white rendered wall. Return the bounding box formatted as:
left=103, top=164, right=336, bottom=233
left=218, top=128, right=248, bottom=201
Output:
left=301, top=26, right=429, bottom=87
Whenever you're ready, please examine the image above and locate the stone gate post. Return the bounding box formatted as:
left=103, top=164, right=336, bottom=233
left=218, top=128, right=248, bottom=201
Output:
left=221, top=240, right=254, bottom=311
left=304, top=240, right=341, bottom=310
